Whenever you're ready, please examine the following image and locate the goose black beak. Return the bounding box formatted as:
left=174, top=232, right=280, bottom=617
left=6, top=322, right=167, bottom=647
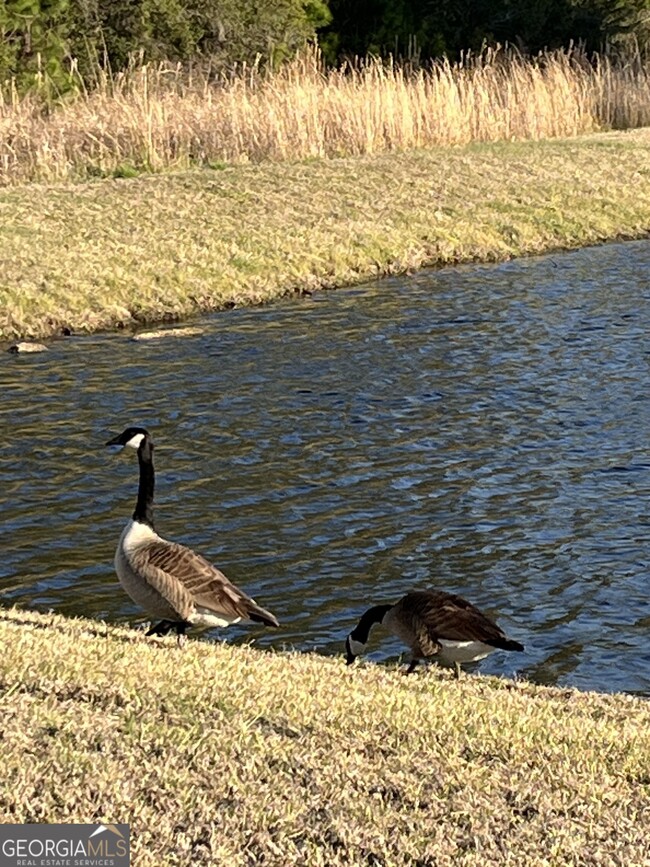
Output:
left=105, top=434, right=123, bottom=447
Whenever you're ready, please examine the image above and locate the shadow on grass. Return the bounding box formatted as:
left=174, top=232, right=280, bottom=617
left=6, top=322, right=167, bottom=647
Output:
left=0, top=606, right=149, bottom=648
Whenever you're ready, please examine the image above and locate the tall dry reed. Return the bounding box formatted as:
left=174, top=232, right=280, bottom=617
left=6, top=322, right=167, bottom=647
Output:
left=1, top=47, right=649, bottom=184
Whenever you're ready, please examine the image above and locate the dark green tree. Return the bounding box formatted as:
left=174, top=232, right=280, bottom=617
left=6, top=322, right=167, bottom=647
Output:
left=320, top=0, right=650, bottom=61
left=571, top=0, right=650, bottom=48
left=0, top=0, right=70, bottom=88
left=66, top=0, right=331, bottom=75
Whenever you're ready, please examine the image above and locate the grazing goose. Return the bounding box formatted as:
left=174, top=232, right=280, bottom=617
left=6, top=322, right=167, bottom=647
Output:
left=106, top=426, right=279, bottom=645
left=345, top=589, right=524, bottom=678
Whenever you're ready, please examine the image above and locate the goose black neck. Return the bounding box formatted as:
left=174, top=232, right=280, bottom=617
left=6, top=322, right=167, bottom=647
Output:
left=134, top=438, right=155, bottom=528
left=351, top=604, right=392, bottom=643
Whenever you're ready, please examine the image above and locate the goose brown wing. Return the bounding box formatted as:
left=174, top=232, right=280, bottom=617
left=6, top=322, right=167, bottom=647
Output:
left=139, top=540, right=259, bottom=622
left=399, top=590, right=509, bottom=645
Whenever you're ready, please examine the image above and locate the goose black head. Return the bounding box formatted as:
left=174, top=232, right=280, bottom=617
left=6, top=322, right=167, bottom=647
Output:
left=105, top=426, right=151, bottom=450
left=345, top=634, right=365, bottom=666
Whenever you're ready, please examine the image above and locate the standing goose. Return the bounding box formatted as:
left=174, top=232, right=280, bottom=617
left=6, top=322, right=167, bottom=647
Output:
left=106, top=426, right=279, bottom=645
left=345, top=589, right=523, bottom=678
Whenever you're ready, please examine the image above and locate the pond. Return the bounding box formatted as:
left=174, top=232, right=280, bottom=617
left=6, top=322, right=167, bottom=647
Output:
left=3, top=239, right=650, bottom=695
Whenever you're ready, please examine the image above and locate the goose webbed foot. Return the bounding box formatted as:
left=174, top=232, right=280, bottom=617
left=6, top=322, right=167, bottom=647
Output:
left=146, top=620, right=174, bottom=637
left=175, top=622, right=190, bottom=649
left=146, top=620, right=191, bottom=647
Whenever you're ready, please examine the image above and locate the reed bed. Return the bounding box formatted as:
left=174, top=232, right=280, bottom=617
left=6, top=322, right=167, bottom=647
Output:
left=2, top=47, right=650, bottom=184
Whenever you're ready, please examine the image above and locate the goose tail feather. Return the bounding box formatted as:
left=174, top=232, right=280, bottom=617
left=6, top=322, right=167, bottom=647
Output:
left=248, top=602, right=279, bottom=628
left=492, top=637, right=524, bottom=652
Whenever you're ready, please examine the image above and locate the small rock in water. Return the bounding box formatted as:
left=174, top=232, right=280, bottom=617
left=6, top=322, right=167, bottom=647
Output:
left=8, top=342, right=48, bottom=354
left=132, top=326, right=204, bottom=341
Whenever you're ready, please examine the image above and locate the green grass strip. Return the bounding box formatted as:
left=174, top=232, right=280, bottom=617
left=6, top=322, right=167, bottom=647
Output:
left=1, top=129, right=649, bottom=340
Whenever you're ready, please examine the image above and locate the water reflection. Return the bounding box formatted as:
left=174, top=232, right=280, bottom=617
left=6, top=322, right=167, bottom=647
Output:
left=2, top=240, right=650, bottom=695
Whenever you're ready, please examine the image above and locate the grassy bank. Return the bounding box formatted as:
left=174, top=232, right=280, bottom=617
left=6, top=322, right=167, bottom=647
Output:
left=0, top=607, right=649, bottom=866
left=2, top=128, right=650, bottom=341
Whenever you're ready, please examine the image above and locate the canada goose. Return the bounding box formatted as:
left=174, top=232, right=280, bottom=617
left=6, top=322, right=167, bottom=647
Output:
left=345, top=589, right=524, bottom=678
left=105, top=426, right=279, bottom=645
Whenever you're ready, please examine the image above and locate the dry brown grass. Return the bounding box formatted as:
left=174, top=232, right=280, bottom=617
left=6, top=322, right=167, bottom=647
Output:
left=0, top=607, right=649, bottom=866
left=1, top=48, right=650, bottom=184
left=2, top=128, right=650, bottom=341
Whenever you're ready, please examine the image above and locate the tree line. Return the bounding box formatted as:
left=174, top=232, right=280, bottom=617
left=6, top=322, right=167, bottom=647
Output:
left=321, top=0, right=650, bottom=60
left=2, top=0, right=649, bottom=90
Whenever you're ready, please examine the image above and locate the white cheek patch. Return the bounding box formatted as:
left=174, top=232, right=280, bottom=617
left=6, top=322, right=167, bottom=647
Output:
left=348, top=637, right=366, bottom=656
left=125, top=433, right=145, bottom=449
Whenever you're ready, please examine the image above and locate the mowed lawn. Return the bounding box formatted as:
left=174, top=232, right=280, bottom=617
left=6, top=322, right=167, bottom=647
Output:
left=0, top=608, right=649, bottom=866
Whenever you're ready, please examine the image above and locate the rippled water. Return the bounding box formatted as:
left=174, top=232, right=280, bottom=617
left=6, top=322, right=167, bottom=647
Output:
left=3, top=240, right=650, bottom=694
